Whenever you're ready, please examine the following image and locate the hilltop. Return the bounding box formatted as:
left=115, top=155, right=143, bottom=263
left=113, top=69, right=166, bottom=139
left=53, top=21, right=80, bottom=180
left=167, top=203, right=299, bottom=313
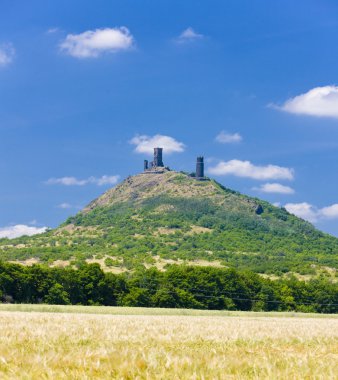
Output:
left=1, top=168, right=338, bottom=279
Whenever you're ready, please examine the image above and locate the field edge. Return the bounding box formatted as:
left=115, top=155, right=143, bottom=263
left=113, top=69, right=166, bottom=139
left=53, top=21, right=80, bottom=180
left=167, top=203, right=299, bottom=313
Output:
left=0, top=303, right=337, bottom=318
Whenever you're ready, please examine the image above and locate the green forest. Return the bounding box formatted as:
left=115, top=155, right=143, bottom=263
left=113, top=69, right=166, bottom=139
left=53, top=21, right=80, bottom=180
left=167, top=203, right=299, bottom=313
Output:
left=0, top=261, right=337, bottom=313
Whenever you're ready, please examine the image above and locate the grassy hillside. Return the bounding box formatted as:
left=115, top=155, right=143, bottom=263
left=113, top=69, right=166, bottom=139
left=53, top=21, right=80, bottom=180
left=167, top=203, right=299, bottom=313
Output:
left=1, top=170, right=338, bottom=277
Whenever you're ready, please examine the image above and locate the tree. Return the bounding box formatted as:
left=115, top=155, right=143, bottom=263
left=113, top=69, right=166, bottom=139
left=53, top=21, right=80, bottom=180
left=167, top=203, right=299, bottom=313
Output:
left=44, top=283, right=70, bottom=305
left=122, top=288, right=151, bottom=307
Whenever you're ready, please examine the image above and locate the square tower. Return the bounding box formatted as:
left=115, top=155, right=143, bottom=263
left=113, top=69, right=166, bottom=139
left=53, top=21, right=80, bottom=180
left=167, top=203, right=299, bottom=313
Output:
left=154, top=147, right=164, bottom=167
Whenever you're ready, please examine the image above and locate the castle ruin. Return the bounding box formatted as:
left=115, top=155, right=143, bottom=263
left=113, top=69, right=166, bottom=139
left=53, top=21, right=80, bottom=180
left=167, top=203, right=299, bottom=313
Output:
left=154, top=147, right=164, bottom=167
left=196, top=156, right=204, bottom=180
left=143, top=147, right=165, bottom=173
left=143, top=147, right=206, bottom=180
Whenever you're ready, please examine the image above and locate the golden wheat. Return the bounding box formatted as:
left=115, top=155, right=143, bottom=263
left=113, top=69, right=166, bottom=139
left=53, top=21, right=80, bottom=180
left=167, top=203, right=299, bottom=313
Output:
left=0, top=307, right=337, bottom=379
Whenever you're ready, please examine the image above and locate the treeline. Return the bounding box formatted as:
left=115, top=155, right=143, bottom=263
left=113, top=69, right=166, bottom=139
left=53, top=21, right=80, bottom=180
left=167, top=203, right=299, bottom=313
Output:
left=0, top=261, right=337, bottom=313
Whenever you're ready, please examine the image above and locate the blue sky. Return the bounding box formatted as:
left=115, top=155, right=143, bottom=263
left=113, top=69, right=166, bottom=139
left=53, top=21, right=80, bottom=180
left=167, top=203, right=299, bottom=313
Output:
left=2, top=0, right=338, bottom=237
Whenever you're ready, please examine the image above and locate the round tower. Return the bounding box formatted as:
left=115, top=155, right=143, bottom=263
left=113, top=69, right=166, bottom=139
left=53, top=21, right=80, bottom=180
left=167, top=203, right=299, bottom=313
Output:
left=196, top=156, right=204, bottom=179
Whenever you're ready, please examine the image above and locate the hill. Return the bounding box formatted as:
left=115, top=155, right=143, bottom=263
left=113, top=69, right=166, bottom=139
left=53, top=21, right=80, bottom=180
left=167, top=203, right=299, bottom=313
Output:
left=1, top=168, right=338, bottom=278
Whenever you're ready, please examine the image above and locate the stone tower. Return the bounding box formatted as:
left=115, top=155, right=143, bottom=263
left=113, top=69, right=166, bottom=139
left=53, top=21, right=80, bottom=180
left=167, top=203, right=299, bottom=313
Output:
left=144, top=160, right=148, bottom=171
left=153, top=148, right=164, bottom=167
left=196, top=156, right=204, bottom=179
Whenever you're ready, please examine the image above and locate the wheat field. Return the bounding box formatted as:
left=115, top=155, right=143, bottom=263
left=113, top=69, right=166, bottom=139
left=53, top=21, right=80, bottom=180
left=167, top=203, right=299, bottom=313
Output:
left=0, top=306, right=337, bottom=379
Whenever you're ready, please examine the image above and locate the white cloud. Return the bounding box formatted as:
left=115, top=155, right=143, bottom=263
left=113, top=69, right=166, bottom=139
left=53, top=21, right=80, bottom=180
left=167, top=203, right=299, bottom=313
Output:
left=46, top=175, right=120, bottom=186
left=275, top=86, right=338, bottom=118
left=60, top=27, right=134, bottom=58
left=319, top=204, right=338, bottom=219
left=208, top=159, right=294, bottom=180
left=57, top=202, right=82, bottom=210
left=284, top=202, right=338, bottom=223
left=130, top=134, right=185, bottom=155
left=284, top=202, right=318, bottom=223
left=215, top=131, right=242, bottom=144
left=47, top=27, right=60, bottom=34
left=175, top=27, right=204, bottom=43
left=58, top=203, right=72, bottom=209
left=46, top=177, right=87, bottom=186
left=0, top=225, right=47, bottom=239
left=0, top=43, right=15, bottom=67
left=253, top=183, right=295, bottom=194
left=205, top=157, right=216, bottom=164
left=94, top=175, right=120, bottom=186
